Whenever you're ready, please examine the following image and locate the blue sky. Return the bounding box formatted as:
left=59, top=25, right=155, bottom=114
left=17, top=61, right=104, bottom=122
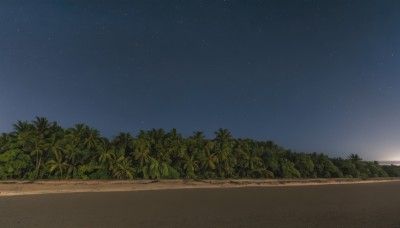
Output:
left=1, top=0, right=400, bottom=161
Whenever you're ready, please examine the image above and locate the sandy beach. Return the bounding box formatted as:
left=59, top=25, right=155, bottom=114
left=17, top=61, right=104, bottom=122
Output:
left=0, top=180, right=400, bottom=227
left=0, top=178, right=399, bottom=196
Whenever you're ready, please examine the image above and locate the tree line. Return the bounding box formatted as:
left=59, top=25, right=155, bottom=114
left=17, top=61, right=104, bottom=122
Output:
left=0, top=117, right=399, bottom=180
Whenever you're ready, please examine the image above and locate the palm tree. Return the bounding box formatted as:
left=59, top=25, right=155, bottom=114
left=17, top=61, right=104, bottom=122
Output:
left=147, top=157, right=160, bottom=179
left=28, top=137, right=48, bottom=178
left=32, top=116, right=52, bottom=136
left=187, top=131, right=205, bottom=154
left=213, top=129, right=236, bottom=175
left=200, top=141, right=217, bottom=172
left=46, top=135, right=63, bottom=156
left=167, top=128, right=181, bottom=140
left=68, top=123, right=86, bottom=137
left=131, top=139, right=151, bottom=167
left=182, top=154, right=199, bottom=175
left=131, top=139, right=163, bottom=179
left=191, top=131, right=205, bottom=140
left=63, top=140, right=80, bottom=165
left=214, top=128, right=232, bottom=146
left=237, top=147, right=262, bottom=176
left=83, top=127, right=100, bottom=150
left=154, top=150, right=174, bottom=178
left=96, top=138, right=116, bottom=164
left=348, top=153, right=362, bottom=162
left=112, top=156, right=135, bottom=179
left=13, top=120, right=32, bottom=134
left=12, top=122, right=32, bottom=150
left=47, top=150, right=69, bottom=178
left=113, top=132, right=133, bottom=156
left=64, top=126, right=87, bottom=164
left=148, top=128, right=165, bottom=145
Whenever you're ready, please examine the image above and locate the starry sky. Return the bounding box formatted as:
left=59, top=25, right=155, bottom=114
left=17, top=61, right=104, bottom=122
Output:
left=1, top=0, right=400, bottom=161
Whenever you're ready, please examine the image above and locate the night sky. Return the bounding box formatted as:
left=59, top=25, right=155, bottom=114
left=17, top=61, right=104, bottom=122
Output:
left=1, top=0, right=400, bottom=161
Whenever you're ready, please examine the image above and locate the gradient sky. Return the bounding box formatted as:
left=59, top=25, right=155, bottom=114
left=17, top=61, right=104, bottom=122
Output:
left=1, top=0, right=400, bottom=161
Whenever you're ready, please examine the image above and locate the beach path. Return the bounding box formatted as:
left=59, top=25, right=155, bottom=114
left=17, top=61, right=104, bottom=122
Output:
left=0, top=181, right=400, bottom=227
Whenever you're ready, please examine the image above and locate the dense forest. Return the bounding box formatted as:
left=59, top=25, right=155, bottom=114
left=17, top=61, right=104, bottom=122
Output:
left=0, top=117, right=399, bottom=180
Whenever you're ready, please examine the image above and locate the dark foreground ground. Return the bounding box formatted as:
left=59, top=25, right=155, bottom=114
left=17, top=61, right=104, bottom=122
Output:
left=1, top=181, right=400, bottom=228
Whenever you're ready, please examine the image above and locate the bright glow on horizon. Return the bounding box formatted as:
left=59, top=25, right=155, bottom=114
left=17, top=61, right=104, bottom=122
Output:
left=366, top=142, right=400, bottom=161
left=380, top=149, right=400, bottom=161
left=385, top=157, right=400, bottom=161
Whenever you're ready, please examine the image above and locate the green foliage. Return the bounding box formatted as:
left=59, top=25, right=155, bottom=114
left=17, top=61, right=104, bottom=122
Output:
left=0, top=149, right=33, bottom=179
left=112, top=156, right=135, bottom=179
left=310, top=153, right=343, bottom=178
left=0, top=118, right=397, bottom=180
left=77, top=162, right=98, bottom=179
left=287, top=152, right=315, bottom=178
left=89, top=169, right=111, bottom=179
left=165, top=166, right=181, bottom=179
left=382, top=165, right=400, bottom=177
left=332, top=158, right=360, bottom=178
left=278, top=158, right=301, bottom=178
left=365, top=162, right=388, bottom=177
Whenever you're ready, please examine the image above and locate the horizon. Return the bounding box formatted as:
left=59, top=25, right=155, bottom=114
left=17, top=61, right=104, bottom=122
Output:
left=1, top=1, right=400, bottom=161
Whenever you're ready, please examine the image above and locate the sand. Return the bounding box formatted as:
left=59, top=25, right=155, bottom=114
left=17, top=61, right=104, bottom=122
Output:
left=0, top=178, right=399, bottom=196
left=0, top=180, right=400, bottom=227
